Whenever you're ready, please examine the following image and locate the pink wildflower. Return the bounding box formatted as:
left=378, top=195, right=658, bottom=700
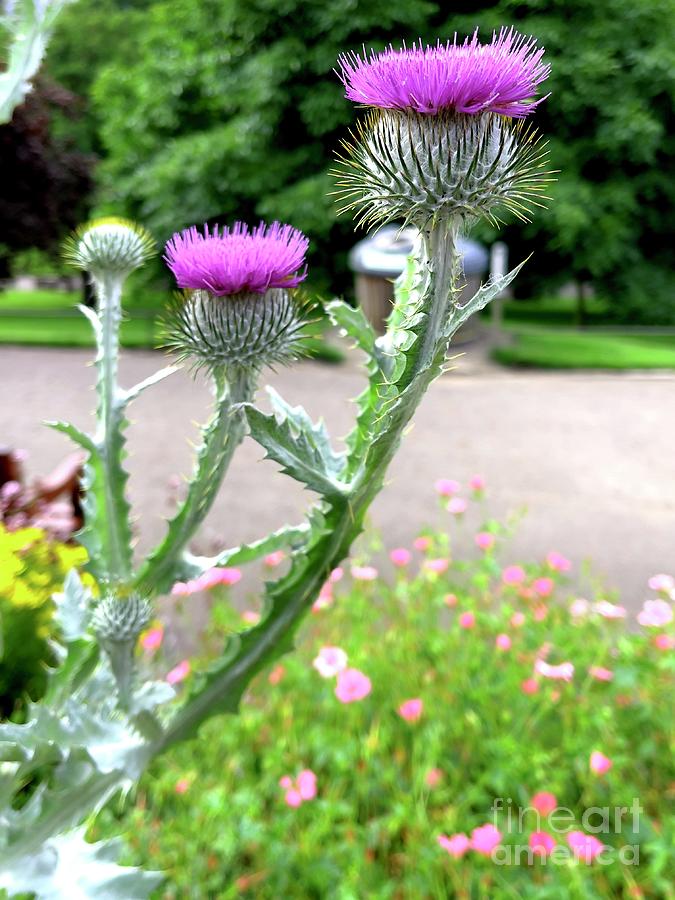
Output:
left=425, top=768, right=443, bottom=788
left=648, top=573, right=674, bottom=592
left=390, top=547, right=412, bottom=567
left=413, top=536, right=431, bottom=552
left=530, top=791, right=557, bottom=816
left=140, top=625, right=164, bottom=653
left=534, top=660, right=574, bottom=682
left=570, top=598, right=589, bottom=618
left=447, top=497, right=468, bottom=515
left=590, top=751, right=613, bottom=775
left=264, top=550, right=285, bottom=567
left=532, top=577, right=554, bottom=598
left=511, top=611, right=526, bottom=627
left=268, top=664, right=285, bottom=685
left=533, top=604, right=547, bottom=622
left=424, top=557, right=449, bottom=574
left=279, top=775, right=293, bottom=789
left=297, top=769, right=317, bottom=801
left=529, top=831, right=555, bottom=857
left=567, top=830, right=605, bottom=862
left=435, top=478, right=460, bottom=496
left=312, top=582, right=333, bottom=612
left=521, top=678, right=539, bottom=695
left=594, top=600, right=627, bottom=620
left=241, top=610, right=260, bottom=624
left=351, top=565, right=378, bottom=581
left=313, top=646, right=348, bottom=678
left=444, top=593, right=458, bottom=607
left=546, top=551, right=571, bottom=572
left=171, top=567, right=241, bottom=596
left=166, top=659, right=190, bottom=685
left=174, top=778, right=190, bottom=795
left=654, top=633, right=675, bottom=651
left=495, top=633, right=512, bottom=651
left=285, top=789, right=302, bottom=808
left=335, top=668, right=372, bottom=703
left=637, top=598, right=673, bottom=628
left=475, top=531, right=495, bottom=551
left=438, top=833, right=470, bottom=858
left=470, top=823, right=502, bottom=856
left=589, top=666, right=614, bottom=682
left=469, top=474, right=485, bottom=491
left=502, top=565, right=526, bottom=585
left=329, top=567, right=343, bottom=583
left=398, top=698, right=423, bottom=722
left=459, top=611, right=475, bottom=629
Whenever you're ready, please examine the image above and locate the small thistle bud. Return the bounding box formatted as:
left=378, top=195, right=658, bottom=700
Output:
left=162, top=221, right=315, bottom=373
left=63, top=217, right=156, bottom=276
left=93, top=593, right=153, bottom=706
left=92, top=593, right=152, bottom=645
left=334, top=30, right=552, bottom=230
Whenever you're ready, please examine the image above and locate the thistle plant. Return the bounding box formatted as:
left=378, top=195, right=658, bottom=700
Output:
left=0, top=30, right=551, bottom=897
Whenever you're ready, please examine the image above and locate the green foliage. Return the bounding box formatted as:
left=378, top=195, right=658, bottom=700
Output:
left=448, top=0, right=675, bottom=322
left=96, top=514, right=674, bottom=898
left=0, top=525, right=90, bottom=717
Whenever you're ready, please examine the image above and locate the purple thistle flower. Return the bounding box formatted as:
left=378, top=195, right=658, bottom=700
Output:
left=338, top=28, right=549, bottom=118
left=164, top=221, right=309, bottom=296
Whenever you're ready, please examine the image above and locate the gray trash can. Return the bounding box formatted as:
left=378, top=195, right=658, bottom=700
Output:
left=349, top=225, right=489, bottom=341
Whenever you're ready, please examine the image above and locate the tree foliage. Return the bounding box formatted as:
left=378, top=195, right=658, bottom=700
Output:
left=43, top=0, right=675, bottom=318
left=0, top=79, right=93, bottom=278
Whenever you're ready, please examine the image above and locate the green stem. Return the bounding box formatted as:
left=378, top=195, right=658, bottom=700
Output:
left=137, top=366, right=253, bottom=595
left=94, top=273, right=132, bottom=586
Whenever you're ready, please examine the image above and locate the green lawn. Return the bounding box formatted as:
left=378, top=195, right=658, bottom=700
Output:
left=0, top=288, right=81, bottom=310
left=497, top=294, right=609, bottom=327
left=494, top=329, right=675, bottom=369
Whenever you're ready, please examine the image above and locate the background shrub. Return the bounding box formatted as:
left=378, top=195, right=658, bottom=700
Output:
left=0, top=524, right=89, bottom=717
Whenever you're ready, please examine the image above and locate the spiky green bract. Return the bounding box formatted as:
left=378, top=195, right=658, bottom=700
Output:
left=62, top=217, right=156, bottom=276
left=334, top=109, right=551, bottom=230
left=161, top=288, right=317, bottom=376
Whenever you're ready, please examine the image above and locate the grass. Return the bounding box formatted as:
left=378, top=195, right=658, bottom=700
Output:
left=497, top=294, right=609, bottom=328
left=493, top=329, right=675, bottom=369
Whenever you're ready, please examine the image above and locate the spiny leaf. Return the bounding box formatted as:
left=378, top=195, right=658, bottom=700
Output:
left=0, top=826, right=163, bottom=899
left=245, top=387, right=348, bottom=496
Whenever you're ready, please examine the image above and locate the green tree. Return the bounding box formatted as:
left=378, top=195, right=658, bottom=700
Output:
left=447, top=0, right=675, bottom=323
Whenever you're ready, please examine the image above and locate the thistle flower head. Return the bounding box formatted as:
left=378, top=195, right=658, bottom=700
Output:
left=162, top=220, right=315, bottom=374
left=164, top=221, right=309, bottom=296
left=338, top=28, right=549, bottom=118
left=334, top=30, right=552, bottom=230
left=63, top=217, right=155, bottom=276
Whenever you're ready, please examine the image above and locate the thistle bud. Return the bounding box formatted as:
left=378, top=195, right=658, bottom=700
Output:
left=162, top=221, right=315, bottom=373
left=92, top=593, right=153, bottom=706
left=335, top=29, right=552, bottom=229
left=63, top=217, right=156, bottom=276
left=92, top=593, right=152, bottom=644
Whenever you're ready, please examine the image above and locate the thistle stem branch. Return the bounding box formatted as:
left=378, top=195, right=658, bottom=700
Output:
left=137, top=366, right=254, bottom=595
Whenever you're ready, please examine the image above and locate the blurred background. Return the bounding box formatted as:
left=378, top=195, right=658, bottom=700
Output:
left=1, top=0, right=674, bottom=365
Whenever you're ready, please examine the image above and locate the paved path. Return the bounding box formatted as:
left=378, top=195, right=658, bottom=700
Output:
left=1, top=344, right=673, bottom=608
